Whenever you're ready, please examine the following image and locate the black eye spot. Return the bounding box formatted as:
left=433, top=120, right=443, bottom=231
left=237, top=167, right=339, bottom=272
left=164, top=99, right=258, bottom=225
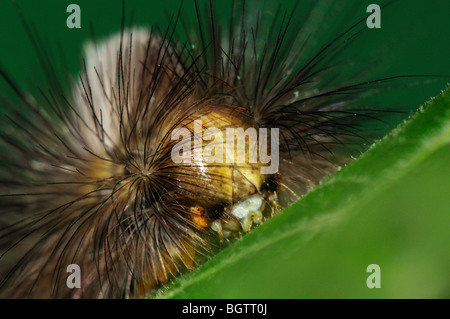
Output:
left=262, top=176, right=279, bottom=193
left=209, top=203, right=226, bottom=219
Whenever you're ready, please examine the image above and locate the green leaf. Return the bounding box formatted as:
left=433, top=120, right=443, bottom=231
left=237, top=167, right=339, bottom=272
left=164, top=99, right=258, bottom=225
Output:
left=152, top=87, right=450, bottom=299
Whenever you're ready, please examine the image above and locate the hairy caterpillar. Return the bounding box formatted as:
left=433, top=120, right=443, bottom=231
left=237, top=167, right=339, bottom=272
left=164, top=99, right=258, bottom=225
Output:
left=0, top=0, right=446, bottom=298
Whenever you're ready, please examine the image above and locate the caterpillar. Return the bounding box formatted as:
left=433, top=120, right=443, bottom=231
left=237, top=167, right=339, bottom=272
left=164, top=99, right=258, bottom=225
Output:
left=0, top=0, right=445, bottom=298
